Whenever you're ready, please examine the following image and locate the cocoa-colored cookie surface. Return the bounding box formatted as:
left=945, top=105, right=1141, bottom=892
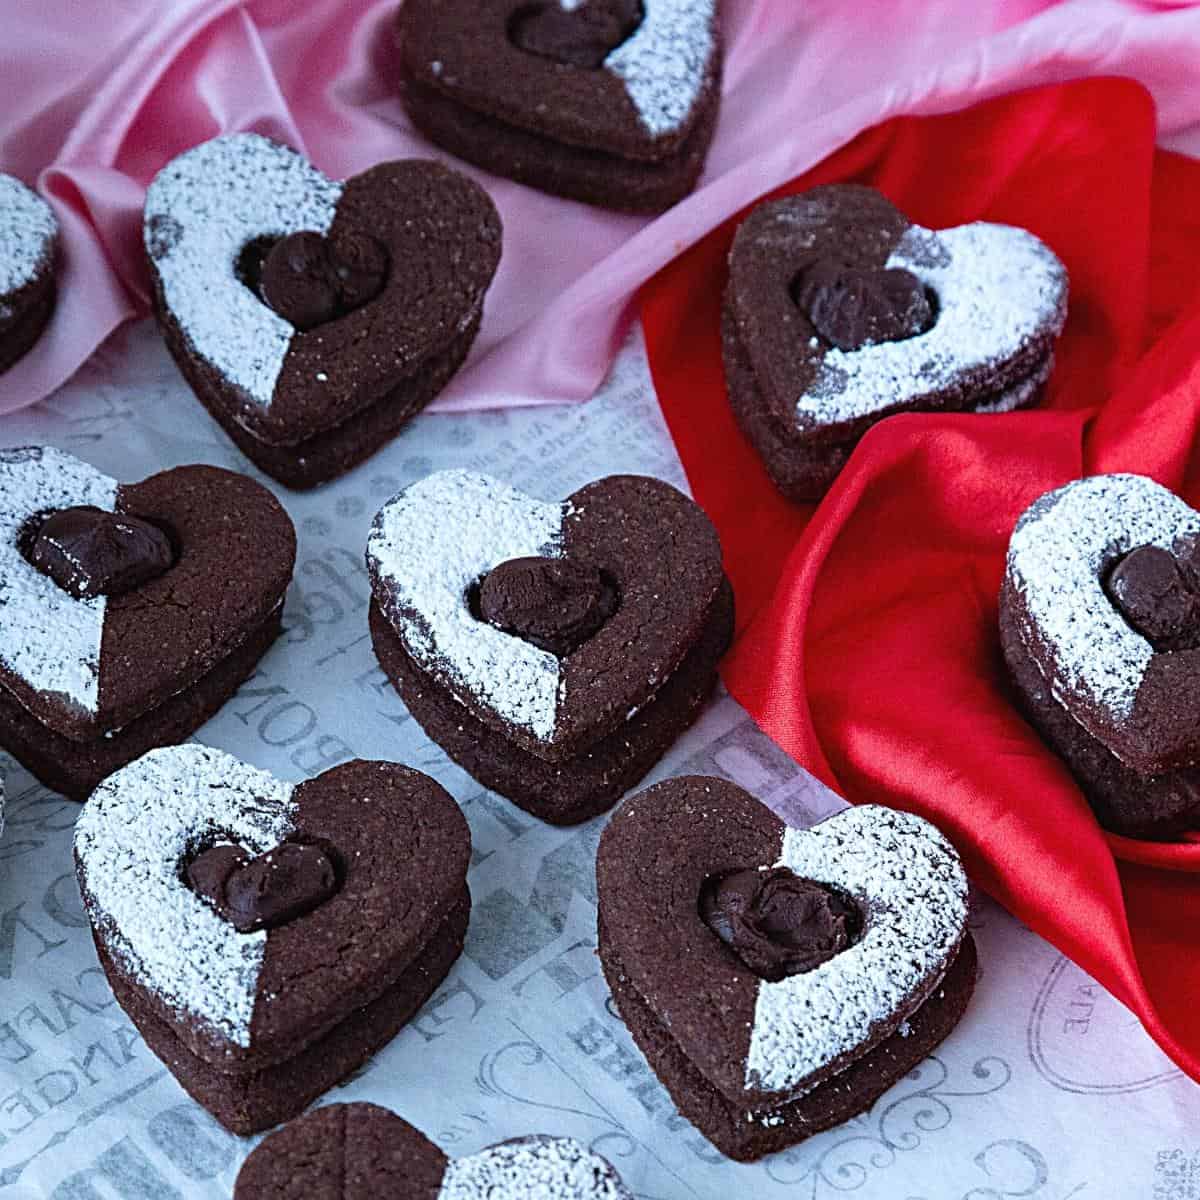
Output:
left=0, top=447, right=295, bottom=797
left=74, top=748, right=471, bottom=1132
left=0, top=174, right=58, bottom=374
left=596, top=776, right=975, bottom=1159
left=396, top=0, right=722, bottom=212
left=144, top=134, right=502, bottom=488
left=723, top=184, right=1067, bottom=501
left=234, top=1102, right=634, bottom=1199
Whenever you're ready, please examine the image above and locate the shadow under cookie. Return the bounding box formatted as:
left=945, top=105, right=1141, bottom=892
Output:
left=368, top=579, right=734, bottom=825
left=94, top=891, right=469, bottom=1135
left=0, top=604, right=282, bottom=801
left=1000, top=581, right=1200, bottom=839
left=600, top=930, right=978, bottom=1162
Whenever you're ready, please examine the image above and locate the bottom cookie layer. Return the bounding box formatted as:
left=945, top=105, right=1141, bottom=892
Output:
left=398, top=67, right=720, bottom=214
left=601, top=931, right=978, bottom=1162
left=0, top=605, right=282, bottom=801
left=97, top=890, right=470, bottom=1135
left=159, top=299, right=481, bottom=490
left=721, top=304, right=1049, bottom=503
left=1000, top=583, right=1200, bottom=838
left=369, top=580, right=734, bottom=825
left=0, top=279, right=55, bottom=374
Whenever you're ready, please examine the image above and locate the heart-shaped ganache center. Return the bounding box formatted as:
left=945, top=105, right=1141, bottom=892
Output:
left=26, top=506, right=175, bottom=599
left=508, top=0, right=644, bottom=68
left=240, top=230, right=389, bottom=332
left=188, top=840, right=339, bottom=933
left=1106, top=543, right=1200, bottom=653
left=792, top=256, right=935, bottom=353
left=700, top=866, right=862, bottom=983
left=478, top=556, right=618, bottom=656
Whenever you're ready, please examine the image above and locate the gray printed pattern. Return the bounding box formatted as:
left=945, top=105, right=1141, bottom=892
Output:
left=0, top=320, right=1192, bottom=1197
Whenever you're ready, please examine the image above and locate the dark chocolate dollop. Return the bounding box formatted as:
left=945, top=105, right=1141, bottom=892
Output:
left=29, top=506, right=174, bottom=599
left=509, top=0, right=644, bottom=69
left=1107, top=543, right=1200, bottom=652
left=188, top=841, right=339, bottom=933
left=793, top=257, right=934, bottom=352
left=258, top=230, right=388, bottom=332
left=479, top=556, right=618, bottom=656
left=700, top=866, right=860, bottom=982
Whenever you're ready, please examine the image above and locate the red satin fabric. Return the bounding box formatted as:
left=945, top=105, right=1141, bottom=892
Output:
left=641, top=78, right=1200, bottom=1082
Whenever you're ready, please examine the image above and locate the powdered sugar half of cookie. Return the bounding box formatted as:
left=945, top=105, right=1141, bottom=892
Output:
left=0, top=173, right=57, bottom=298
left=439, top=1136, right=631, bottom=1200
left=143, top=133, right=342, bottom=411
left=1006, top=473, right=1200, bottom=722
left=798, top=222, right=1067, bottom=426
left=74, top=745, right=297, bottom=1047
left=0, top=446, right=116, bottom=715
left=604, top=0, right=718, bottom=138
left=367, top=470, right=565, bottom=740
left=745, top=805, right=968, bottom=1096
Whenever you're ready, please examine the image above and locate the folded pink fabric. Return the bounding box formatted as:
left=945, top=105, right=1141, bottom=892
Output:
left=3, top=0, right=1200, bottom=415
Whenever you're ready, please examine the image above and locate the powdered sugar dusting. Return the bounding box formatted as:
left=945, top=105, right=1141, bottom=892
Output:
left=798, top=223, right=1067, bottom=425
left=367, top=470, right=564, bottom=740
left=0, top=447, right=116, bottom=715
left=1006, top=474, right=1200, bottom=722
left=439, top=1136, right=631, bottom=1199
left=605, top=0, right=717, bottom=138
left=74, top=745, right=296, bottom=1047
left=143, top=133, right=342, bottom=409
left=745, top=806, right=967, bottom=1096
left=0, top=175, right=56, bottom=298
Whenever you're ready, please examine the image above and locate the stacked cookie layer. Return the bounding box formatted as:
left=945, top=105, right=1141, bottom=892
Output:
left=723, top=184, right=1068, bottom=500
left=597, top=777, right=976, bottom=1160
left=0, top=174, right=58, bottom=373
left=74, top=748, right=471, bottom=1133
left=0, top=447, right=294, bottom=799
left=367, top=470, right=733, bottom=824
left=1002, top=473, right=1200, bottom=838
left=396, top=0, right=722, bottom=212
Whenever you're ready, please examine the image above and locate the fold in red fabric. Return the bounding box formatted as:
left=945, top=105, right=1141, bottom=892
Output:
left=641, top=78, right=1200, bottom=1083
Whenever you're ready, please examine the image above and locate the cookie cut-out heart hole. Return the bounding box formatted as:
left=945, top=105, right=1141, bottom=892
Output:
left=475, top=556, right=620, bottom=656
left=699, top=866, right=863, bottom=983
left=236, top=230, right=389, bottom=332
left=507, top=0, right=644, bottom=69
left=791, top=257, right=936, bottom=353
left=1106, top=543, right=1200, bottom=653
left=23, top=506, right=176, bottom=600
left=187, top=839, right=340, bottom=933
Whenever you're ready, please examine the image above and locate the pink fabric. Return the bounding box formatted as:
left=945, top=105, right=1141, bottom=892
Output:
left=3, top=0, right=1200, bottom=415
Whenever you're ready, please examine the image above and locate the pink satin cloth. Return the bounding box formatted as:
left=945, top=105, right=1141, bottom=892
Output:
left=3, top=0, right=1200, bottom=415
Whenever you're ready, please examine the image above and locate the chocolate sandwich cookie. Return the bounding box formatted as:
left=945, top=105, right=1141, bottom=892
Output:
left=1002, top=473, right=1200, bottom=838
left=396, top=0, right=722, bottom=213
left=0, top=447, right=294, bottom=799
left=0, top=175, right=58, bottom=374
left=723, top=184, right=1068, bottom=501
left=596, top=776, right=976, bottom=1161
left=234, top=1102, right=633, bottom=1198
left=74, top=747, right=471, bottom=1134
left=144, top=133, right=502, bottom=489
left=367, top=470, right=733, bottom=824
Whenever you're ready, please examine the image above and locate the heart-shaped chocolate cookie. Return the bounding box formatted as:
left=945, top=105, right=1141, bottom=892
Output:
left=723, top=184, right=1068, bottom=500
left=74, top=746, right=471, bottom=1133
left=234, top=1102, right=632, bottom=1198
left=367, top=470, right=724, bottom=761
left=144, top=133, right=502, bottom=488
left=597, top=776, right=975, bottom=1160
left=0, top=174, right=58, bottom=374
left=396, top=0, right=722, bottom=212
left=0, top=447, right=295, bottom=799
left=1002, top=473, right=1200, bottom=837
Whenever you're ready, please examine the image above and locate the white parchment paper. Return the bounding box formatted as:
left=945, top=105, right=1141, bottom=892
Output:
left=0, top=321, right=1194, bottom=1199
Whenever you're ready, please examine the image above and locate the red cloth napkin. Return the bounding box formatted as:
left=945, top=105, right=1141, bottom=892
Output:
left=641, top=77, right=1200, bottom=1083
